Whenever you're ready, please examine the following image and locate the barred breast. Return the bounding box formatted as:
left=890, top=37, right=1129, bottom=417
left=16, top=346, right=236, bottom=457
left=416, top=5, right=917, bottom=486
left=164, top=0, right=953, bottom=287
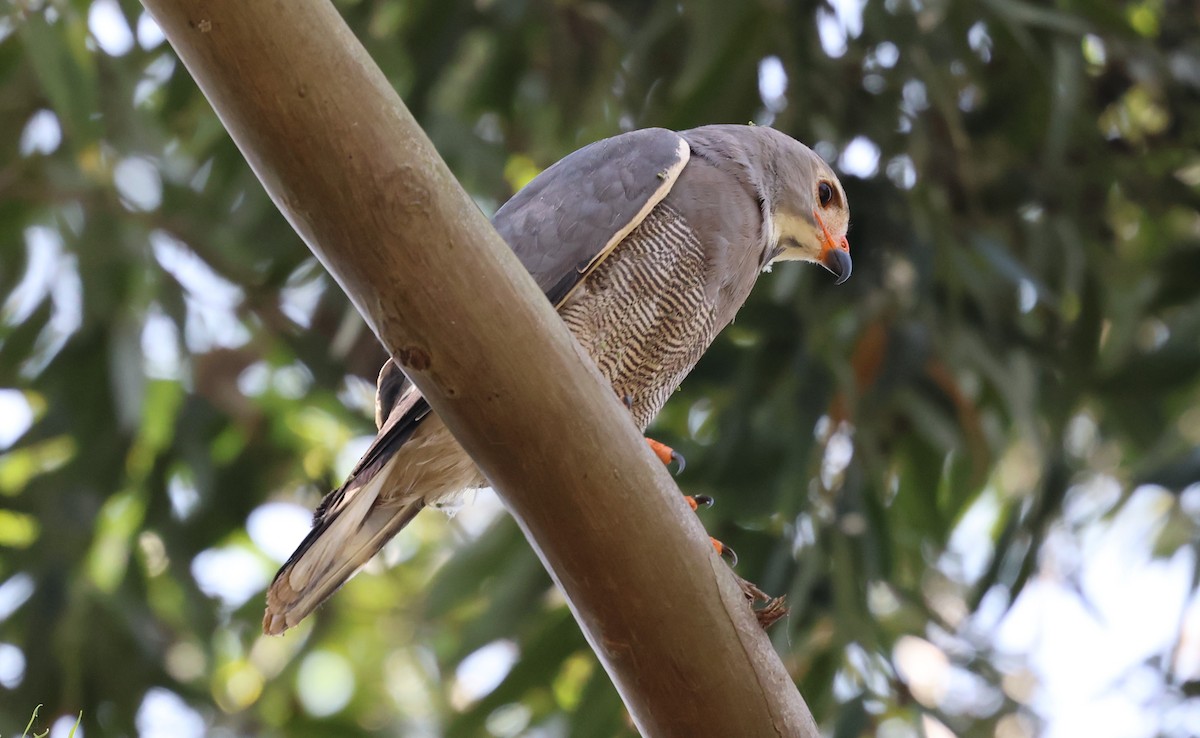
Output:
left=559, top=203, right=717, bottom=429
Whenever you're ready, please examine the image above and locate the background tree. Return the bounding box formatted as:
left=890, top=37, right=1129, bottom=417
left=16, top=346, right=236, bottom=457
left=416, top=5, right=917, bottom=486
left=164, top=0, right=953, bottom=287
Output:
left=1, top=1, right=1198, bottom=737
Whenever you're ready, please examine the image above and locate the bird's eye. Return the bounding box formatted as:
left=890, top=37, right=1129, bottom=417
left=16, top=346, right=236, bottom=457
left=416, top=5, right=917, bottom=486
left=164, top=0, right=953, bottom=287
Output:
left=818, top=181, right=834, bottom=208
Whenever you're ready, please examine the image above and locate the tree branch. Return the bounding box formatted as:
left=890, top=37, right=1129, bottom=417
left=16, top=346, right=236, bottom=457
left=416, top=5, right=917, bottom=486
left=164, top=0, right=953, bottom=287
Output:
left=140, top=1, right=818, bottom=734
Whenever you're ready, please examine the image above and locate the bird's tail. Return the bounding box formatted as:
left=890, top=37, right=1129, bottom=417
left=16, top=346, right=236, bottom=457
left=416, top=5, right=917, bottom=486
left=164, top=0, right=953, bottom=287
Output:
left=263, top=468, right=423, bottom=635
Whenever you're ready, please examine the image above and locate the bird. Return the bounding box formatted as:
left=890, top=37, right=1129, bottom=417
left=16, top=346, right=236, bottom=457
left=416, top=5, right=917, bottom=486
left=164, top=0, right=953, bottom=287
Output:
left=263, top=124, right=851, bottom=635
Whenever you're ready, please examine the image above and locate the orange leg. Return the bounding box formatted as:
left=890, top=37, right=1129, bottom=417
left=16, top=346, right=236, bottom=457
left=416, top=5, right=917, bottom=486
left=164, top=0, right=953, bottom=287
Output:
left=623, top=395, right=735, bottom=566
left=645, top=438, right=686, bottom=475
left=710, top=537, right=738, bottom=566
left=645, top=439, right=735, bottom=565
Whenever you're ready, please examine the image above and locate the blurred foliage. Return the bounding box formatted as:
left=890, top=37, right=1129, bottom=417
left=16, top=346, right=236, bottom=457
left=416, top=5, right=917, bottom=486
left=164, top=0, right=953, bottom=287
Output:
left=1, top=0, right=1199, bottom=736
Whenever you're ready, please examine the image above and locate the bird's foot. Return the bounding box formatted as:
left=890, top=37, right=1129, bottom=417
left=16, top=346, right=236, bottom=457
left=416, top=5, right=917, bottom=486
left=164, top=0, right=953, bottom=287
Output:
left=681, top=494, right=732, bottom=564
left=711, top=536, right=738, bottom=567
left=618, top=393, right=687, bottom=475
left=646, top=438, right=685, bottom=475
left=619, top=394, right=728, bottom=565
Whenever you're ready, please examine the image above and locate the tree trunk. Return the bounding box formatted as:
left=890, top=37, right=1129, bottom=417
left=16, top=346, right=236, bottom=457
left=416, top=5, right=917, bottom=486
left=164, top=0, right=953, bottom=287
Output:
left=140, top=1, right=819, bottom=734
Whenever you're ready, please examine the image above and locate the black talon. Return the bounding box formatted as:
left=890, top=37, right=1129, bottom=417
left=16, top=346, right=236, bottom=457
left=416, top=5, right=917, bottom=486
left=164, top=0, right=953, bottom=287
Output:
left=720, top=543, right=738, bottom=567
left=670, top=449, right=686, bottom=475
left=690, top=494, right=713, bottom=509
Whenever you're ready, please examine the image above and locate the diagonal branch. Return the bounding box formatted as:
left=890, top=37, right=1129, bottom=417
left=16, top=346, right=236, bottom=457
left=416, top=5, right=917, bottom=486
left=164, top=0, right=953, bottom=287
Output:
left=140, top=1, right=818, bottom=734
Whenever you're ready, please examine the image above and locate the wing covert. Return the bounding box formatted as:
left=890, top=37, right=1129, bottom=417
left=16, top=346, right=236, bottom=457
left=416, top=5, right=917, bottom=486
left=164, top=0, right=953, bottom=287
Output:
left=493, top=128, right=690, bottom=306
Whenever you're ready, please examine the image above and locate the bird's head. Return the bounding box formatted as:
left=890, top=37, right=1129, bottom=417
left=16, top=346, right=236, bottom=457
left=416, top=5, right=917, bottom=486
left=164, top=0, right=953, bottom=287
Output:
left=766, top=147, right=852, bottom=284
left=681, top=124, right=853, bottom=283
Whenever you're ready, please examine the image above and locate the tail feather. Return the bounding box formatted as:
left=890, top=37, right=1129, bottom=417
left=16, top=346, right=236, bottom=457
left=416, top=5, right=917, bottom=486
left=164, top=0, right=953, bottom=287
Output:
left=263, top=465, right=423, bottom=635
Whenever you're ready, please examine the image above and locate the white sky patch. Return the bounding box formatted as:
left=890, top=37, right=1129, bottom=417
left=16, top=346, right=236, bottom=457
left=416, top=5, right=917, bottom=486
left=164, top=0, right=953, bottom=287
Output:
left=133, top=80, right=157, bottom=109
left=88, top=0, right=134, bottom=57
left=791, top=513, right=817, bottom=554
left=182, top=285, right=251, bottom=351
left=48, top=715, right=82, bottom=738
left=167, top=470, right=200, bottom=521
left=922, top=715, right=956, bottom=738
left=150, top=230, right=250, bottom=352
left=886, top=154, right=917, bottom=190
left=337, top=434, right=374, bottom=479
left=902, top=79, right=930, bottom=114
left=238, top=362, right=270, bottom=397
left=298, top=651, right=356, bottom=716
left=9, top=227, right=83, bottom=378
left=968, top=21, right=993, bottom=63
left=1063, top=474, right=1123, bottom=527
left=943, top=488, right=1001, bottom=585
left=280, top=274, right=326, bottom=328
left=1063, top=414, right=1100, bottom=462
left=191, top=546, right=267, bottom=608
left=135, top=54, right=177, bottom=107
left=136, top=688, right=206, bottom=738
left=820, top=423, right=854, bottom=488
left=271, top=363, right=313, bottom=399
left=189, top=158, right=213, bottom=192
left=141, top=303, right=182, bottom=380
left=136, top=11, right=165, bottom=49
left=816, top=10, right=848, bottom=58
left=1082, top=34, right=1107, bottom=66
left=19, top=109, right=62, bottom=157
left=453, top=640, right=519, bottom=707
left=874, top=41, right=900, bottom=68
left=0, top=573, right=34, bottom=621
left=151, top=230, right=243, bottom=311
left=444, top=488, right=505, bottom=540
left=894, top=635, right=950, bottom=707
left=1175, top=593, right=1200, bottom=681
left=992, top=486, right=1196, bottom=738
left=0, top=642, right=25, bottom=688
left=247, top=502, right=313, bottom=563
left=1018, top=278, right=1038, bottom=313
left=0, top=390, right=34, bottom=449
left=839, top=136, right=881, bottom=178
left=337, top=373, right=377, bottom=417
left=114, top=156, right=163, bottom=211
left=44, top=255, right=82, bottom=354
left=815, top=0, right=865, bottom=59
left=758, top=56, right=788, bottom=113
left=5, top=226, right=63, bottom=325
left=844, top=641, right=891, bottom=695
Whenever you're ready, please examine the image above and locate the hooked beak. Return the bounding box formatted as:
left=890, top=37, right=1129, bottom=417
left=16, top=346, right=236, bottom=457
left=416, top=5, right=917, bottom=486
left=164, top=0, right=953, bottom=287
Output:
left=814, top=209, right=852, bottom=285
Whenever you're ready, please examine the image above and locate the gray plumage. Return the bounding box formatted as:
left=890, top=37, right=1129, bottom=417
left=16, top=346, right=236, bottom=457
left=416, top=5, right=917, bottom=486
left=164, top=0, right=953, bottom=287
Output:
left=264, top=125, right=852, bottom=634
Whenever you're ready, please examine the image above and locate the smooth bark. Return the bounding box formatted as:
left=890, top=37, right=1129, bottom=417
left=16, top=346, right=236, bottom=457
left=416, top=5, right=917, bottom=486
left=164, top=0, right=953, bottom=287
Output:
left=140, top=1, right=818, bottom=734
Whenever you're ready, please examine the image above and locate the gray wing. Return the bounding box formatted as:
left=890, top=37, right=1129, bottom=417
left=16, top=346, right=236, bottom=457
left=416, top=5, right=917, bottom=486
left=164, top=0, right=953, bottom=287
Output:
left=493, top=127, right=691, bottom=306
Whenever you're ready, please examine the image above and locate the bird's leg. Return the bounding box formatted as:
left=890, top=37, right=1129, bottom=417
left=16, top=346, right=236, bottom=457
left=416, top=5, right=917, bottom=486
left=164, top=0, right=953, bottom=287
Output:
left=645, top=437, right=686, bottom=475
left=710, top=537, right=738, bottom=566
left=679, top=493, right=736, bottom=564
left=620, top=394, right=687, bottom=476
left=618, top=393, right=735, bottom=565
